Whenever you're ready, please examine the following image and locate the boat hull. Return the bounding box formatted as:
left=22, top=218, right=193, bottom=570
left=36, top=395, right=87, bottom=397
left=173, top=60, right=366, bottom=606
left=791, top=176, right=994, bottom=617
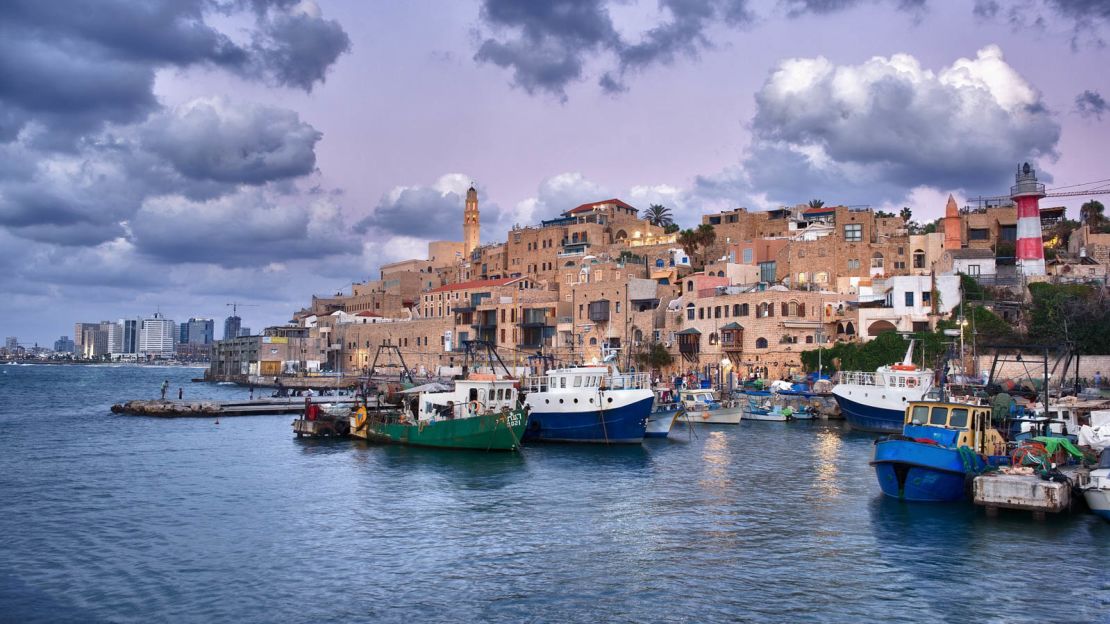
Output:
left=350, top=411, right=526, bottom=451
left=1084, top=488, right=1110, bottom=521
left=523, top=394, right=652, bottom=443
left=682, top=406, right=743, bottom=425
left=871, top=439, right=970, bottom=502
left=833, top=394, right=907, bottom=434
left=744, top=411, right=788, bottom=422
left=870, top=437, right=967, bottom=499
left=645, top=407, right=679, bottom=438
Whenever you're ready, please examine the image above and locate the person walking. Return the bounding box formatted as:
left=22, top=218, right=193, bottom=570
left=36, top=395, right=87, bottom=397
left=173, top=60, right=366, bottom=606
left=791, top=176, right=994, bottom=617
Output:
left=249, top=384, right=254, bottom=400
left=160, top=379, right=169, bottom=400
left=178, top=388, right=183, bottom=400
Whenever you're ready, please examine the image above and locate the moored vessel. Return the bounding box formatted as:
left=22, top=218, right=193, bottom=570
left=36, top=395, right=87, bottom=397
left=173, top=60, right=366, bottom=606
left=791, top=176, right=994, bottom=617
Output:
left=1081, top=450, right=1110, bottom=521
left=349, top=377, right=526, bottom=451
left=833, top=341, right=934, bottom=433
left=645, top=387, right=681, bottom=438
left=678, top=388, right=743, bottom=424
left=522, top=367, right=653, bottom=443
left=871, top=401, right=1008, bottom=502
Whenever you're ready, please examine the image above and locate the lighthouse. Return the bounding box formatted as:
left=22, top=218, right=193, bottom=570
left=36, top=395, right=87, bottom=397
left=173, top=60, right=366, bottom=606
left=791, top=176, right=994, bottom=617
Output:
left=1011, top=162, right=1046, bottom=276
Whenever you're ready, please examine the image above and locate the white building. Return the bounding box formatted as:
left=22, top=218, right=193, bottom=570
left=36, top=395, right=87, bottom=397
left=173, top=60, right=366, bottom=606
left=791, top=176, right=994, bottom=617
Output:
left=139, top=313, right=176, bottom=358
left=855, top=275, right=961, bottom=340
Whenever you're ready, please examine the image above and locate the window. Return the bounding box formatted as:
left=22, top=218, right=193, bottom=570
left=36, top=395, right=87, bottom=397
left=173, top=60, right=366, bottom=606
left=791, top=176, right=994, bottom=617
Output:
left=781, top=302, right=789, bottom=316
left=969, top=228, right=989, bottom=241
left=740, top=303, right=749, bottom=316
left=847, top=259, right=860, bottom=270
left=687, top=280, right=694, bottom=291
left=615, top=302, right=621, bottom=313
left=921, top=291, right=931, bottom=305
left=686, top=303, right=695, bottom=320
left=815, top=271, right=828, bottom=283
left=911, top=405, right=929, bottom=423
left=788, top=301, right=799, bottom=316
left=573, top=376, right=582, bottom=387
left=967, top=264, right=981, bottom=276
left=714, top=306, right=721, bottom=319
left=929, top=407, right=948, bottom=425
left=797, top=272, right=808, bottom=284
left=949, top=408, right=968, bottom=428
left=871, top=254, right=884, bottom=270
left=897, top=247, right=904, bottom=255
left=755, top=337, right=768, bottom=349
left=732, top=304, right=741, bottom=316
left=913, top=250, right=925, bottom=269
left=742, top=248, right=753, bottom=264
left=904, top=291, right=914, bottom=306
left=894, top=261, right=906, bottom=270
left=698, top=308, right=705, bottom=320
left=844, top=224, right=862, bottom=242
left=806, top=335, right=814, bottom=344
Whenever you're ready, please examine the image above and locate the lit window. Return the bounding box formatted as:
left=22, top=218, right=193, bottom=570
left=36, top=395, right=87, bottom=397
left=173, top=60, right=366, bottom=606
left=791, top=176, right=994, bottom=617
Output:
left=844, top=224, right=862, bottom=242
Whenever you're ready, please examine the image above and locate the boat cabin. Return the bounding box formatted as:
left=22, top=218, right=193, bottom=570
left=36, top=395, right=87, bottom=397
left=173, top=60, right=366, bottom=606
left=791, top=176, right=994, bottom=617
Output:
left=408, top=378, right=519, bottom=422
left=680, top=389, right=720, bottom=410
left=524, top=367, right=650, bottom=393
left=904, top=401, right=1006, bottom=456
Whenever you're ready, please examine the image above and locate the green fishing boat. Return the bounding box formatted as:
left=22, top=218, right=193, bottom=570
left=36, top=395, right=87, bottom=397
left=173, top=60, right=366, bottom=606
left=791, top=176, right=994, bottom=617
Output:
left=349, top=377, right=526, bottom=451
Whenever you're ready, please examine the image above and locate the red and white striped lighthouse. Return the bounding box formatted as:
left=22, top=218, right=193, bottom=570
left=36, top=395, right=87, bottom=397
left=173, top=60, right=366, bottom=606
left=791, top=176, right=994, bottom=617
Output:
left=1011, top=162, right=1046, bottom=276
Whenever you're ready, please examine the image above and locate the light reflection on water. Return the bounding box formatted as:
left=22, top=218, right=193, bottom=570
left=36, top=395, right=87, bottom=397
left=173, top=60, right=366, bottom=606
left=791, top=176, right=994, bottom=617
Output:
left=0, top=365, right=1107, bottom=624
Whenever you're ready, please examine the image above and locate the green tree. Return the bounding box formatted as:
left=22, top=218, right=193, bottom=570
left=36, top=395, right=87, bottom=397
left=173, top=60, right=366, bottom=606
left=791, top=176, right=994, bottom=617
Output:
left=642, top=204, right=674, bottom=228
left=678, top=224, right=719, bottom=268
left=808, top=199, right=825, bottom=209
left=636, top=342, right=674, bottom=372
left=677, top=228, right=700, bottom=263
left=1080, top=200, right=1104, bottom=229
left=663, top=223, right=680, bottom=234
left=899, top=207, right=912, bottom=223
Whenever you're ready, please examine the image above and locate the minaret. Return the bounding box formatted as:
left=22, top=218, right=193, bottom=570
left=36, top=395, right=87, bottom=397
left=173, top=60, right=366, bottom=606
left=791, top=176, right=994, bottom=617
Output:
left=463, top=184, right=480, bottom=256
left=1011, top=162, right=1046, bottom=276
left=943, top=194, right=961, bottom=250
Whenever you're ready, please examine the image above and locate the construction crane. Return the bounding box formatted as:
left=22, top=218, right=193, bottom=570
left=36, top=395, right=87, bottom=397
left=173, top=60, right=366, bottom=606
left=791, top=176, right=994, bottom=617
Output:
left=967, top=180, right=1110, bottom=206
left=226, top=302, right=259, bottom=316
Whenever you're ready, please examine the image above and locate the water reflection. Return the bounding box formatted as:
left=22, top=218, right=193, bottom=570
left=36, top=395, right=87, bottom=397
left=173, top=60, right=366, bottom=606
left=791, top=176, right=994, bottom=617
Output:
left=698, top=430, right=733, bottom=496
left=813, top=430, right=842, bottom=499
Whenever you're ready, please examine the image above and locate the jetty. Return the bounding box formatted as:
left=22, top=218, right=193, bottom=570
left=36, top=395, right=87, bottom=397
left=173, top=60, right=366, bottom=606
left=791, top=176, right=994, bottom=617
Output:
left=111, top=396, right=364, bottom=418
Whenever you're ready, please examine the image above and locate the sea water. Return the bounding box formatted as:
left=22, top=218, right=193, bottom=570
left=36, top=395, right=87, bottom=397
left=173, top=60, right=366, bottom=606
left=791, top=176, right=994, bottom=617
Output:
left=0, top=364, right=1107, bottom=623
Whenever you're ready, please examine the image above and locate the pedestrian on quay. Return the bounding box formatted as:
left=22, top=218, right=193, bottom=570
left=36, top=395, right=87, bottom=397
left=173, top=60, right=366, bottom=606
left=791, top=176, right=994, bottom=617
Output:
left=249, top=384, right=255, bottom=400
left=1095, top=371, right=1103, bottom=388
left=178, top=388, right=183, bottom=400
left=160, top=379, right=169, bottom=400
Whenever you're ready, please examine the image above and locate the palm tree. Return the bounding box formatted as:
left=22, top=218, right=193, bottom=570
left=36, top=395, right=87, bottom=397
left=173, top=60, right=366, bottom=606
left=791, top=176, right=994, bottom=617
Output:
left=642, top=204, right=674, bottom=228
left=1080, top=200, right=1105, bottom=229
left=677, top=228, right=699, bottom=261
left=899, top=207, right=912, bottom=223
left=808, top=199, right=825, bottom=209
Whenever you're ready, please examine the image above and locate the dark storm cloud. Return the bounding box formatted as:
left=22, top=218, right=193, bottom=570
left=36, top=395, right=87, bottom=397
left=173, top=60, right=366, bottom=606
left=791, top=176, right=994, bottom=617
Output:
left=129, top=190, right=359, bottom=268
left=475, top=0, right=621, bottom=99
left=1075, top=89, right=1108, bottom=120
left=142, top=97, right=321, bottom=185
left=974, top=1, right=1110, bottom=46
left=601, top=0, right=754, bottom=93
left=695, top=46, right=1062, bottom=206
left=0, top=0, right=349, bottom=145
left=249, top=11, right=352, bottom=92
left=355, top=186, right=475, bottom=241
left=476, top=0, right=929, bottom=98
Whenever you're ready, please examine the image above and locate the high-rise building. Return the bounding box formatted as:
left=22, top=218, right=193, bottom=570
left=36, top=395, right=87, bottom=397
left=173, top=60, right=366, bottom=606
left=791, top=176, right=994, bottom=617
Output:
left=73, top=322, right=99, bottom=355
left=223, top=315, right=242, bottom=341
left=181, top=318, right=215, bottom=345
left=463, top=184, right=480, bottom=256
left=121, top=319, right=138, bottom=354
left=4, top=337, right=17, bottom=350
left=139, top=313, right=176, bottom=358
left=107, top=323, right=124, bottom=354
left=53, top=336, right=75, bottom=353
left=237, top=327, right=252, bottom=337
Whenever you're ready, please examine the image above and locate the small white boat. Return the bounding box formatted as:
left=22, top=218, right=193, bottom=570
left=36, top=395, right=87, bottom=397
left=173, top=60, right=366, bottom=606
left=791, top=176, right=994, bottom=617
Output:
left=678, top=388, right=742, bottom=424
left=1081, top=450, right=1110, bottom=522
left=646, top=388, right=681, bottom=438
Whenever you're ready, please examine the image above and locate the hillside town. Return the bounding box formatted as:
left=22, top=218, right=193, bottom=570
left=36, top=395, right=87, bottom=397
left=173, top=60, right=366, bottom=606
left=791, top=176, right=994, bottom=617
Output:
left=184, top=163, right=1108, bottom=385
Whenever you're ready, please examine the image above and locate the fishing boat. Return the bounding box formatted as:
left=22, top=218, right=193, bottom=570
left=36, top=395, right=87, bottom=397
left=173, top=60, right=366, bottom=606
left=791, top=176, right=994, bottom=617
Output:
left=646, top=387, right=681, bottom=438
left=678, top=388, right=743, bottom=424
left=1081, top=450, right=1110, bottom=521
left=871, top=400, right=1008, bottom=502
left=832, top=340, right=934, bottom=433
left=740, top=394, right=788, bottom=421
left=348, top=377, right=526, bottom=451
left=522, top=367, right=653, bottom=443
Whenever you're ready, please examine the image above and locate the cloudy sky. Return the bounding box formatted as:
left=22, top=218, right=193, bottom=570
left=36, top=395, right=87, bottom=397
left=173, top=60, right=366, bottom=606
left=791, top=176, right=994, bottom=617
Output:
left=2, top=0, right=1109, bottom=345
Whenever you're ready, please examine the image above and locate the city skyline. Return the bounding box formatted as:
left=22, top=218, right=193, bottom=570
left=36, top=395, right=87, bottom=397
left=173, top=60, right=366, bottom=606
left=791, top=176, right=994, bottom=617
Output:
left=2, top=1, right=1109, bottom=344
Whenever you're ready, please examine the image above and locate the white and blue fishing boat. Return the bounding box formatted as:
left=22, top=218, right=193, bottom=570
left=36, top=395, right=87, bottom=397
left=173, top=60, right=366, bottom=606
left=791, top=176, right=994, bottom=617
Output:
left=645, top=387, right=681, bottom=438
left=871, top=401, right=1009, bottom=502
left=1082, top=450, right=1110, bottom=521
left=522, top=367, right=653, bottom=444
left=678, top=388, right=743, bottom=424
left=832, top=341, right=934, bottom=433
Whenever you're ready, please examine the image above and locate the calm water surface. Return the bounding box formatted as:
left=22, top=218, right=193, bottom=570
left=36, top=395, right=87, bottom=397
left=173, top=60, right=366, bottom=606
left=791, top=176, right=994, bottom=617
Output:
left=1, top=365, right=1107, bottom=623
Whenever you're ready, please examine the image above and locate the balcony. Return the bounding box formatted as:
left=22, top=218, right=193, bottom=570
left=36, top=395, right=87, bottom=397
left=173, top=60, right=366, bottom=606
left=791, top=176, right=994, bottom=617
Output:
left=588, top=300, right=610, bottom=322
left=676, top=327, right=701, bottom=363
left=473, top=311, right=497, bottom=329
left=520, top=309, right=550, bottom=327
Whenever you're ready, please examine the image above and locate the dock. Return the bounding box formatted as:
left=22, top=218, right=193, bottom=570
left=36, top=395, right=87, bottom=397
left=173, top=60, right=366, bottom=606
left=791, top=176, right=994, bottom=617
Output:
left=973, top=466, right=1089, bottom=517
left=111, top=396, right=365, bottom=418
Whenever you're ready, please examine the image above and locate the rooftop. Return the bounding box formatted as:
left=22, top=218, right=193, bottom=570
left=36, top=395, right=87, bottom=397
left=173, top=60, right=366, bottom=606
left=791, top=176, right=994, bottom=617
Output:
left=947, top=248, right=995, bottom=259
left=566, top=198, right=636, bottom=215
left=428, top=277, right=521, bottom=293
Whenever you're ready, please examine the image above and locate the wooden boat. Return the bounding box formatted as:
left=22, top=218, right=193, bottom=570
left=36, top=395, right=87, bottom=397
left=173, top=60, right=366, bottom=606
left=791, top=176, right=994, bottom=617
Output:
left=349, top=378, right=526, bottom=451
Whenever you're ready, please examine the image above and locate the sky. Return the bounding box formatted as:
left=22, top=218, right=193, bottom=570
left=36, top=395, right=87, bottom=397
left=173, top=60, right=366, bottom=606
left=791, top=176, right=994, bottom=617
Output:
left=2, top=0, right=1109, bottom=346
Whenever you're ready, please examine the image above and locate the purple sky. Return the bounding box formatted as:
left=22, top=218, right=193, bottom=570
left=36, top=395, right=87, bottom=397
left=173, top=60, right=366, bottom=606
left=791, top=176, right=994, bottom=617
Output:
left=2, top=0, right=1108, bottom=346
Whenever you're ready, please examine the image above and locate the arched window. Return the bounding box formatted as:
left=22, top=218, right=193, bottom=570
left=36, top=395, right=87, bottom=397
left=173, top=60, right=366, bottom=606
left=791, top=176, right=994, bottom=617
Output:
left=788, top=301, right=799, bottom=316
left=714, top=306, right=722, bottom=319
left=686, top=303, right=695, bottom=320
left=709, top=332, right=719, bottom=345
left=687, top=280, right=694, bottom=291
left=755, top=337, right=768, bottom=349
left=633, top=328, right=643, bottom=343
left=732, top=304, right=741, bottom=316
left=717, top=270, right=725, bottom=277
left=845, top=321, right=856, bottom=335
left=655, top=258, right=665, bottom=267
left=615, top=230, right=628, bottom=241
left=740, top=303, right=749, bottom=316
left=913, top=249, right=926, bottom=269
left=589, top=337, right=598, bottom=345
left=871, top=251, right=884, bottom=271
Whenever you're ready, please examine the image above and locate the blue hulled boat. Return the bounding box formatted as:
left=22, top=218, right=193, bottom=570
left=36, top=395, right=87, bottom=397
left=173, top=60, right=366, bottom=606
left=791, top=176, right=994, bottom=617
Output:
left=522, top=367, right=653, bottom=443
left=871, top=401, right=1009, bottom=502
left=833, top=341, right=935, bottom=434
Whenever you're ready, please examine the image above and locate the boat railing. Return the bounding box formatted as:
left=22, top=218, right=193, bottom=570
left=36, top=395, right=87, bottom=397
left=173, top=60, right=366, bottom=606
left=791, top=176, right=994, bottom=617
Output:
left=839, top=371, right=880, bottom=386
left=523, top=372, right=651, bottom=392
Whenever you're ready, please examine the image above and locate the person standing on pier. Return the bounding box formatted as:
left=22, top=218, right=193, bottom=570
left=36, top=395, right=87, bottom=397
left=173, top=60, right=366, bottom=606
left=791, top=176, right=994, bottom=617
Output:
left=249, top=384, right=254, bottom=400
left=178, top=388, right=183, bottom=400
left=160, top=379, right=169, bottom=400
left=1096, top=371, right=1103, bottom=388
